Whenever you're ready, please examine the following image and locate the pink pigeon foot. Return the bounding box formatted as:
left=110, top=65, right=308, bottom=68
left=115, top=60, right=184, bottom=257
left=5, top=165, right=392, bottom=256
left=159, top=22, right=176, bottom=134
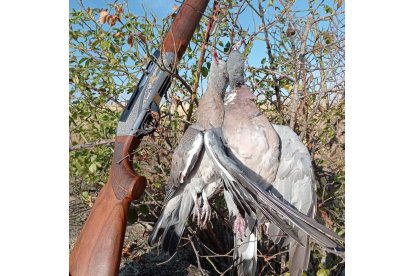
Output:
left=233, top=213, right=246, bottom=240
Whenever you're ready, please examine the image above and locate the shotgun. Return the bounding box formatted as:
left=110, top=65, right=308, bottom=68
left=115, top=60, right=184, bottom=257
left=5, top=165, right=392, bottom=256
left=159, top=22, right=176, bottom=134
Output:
left=69, top=0, right=210, bottom=275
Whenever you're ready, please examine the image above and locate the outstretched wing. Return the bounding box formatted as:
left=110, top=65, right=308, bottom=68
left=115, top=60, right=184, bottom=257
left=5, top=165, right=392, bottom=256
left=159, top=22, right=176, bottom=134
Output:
left=204, top=128, right=344, bottom=254
left=204, top=128, right=301, bottom=244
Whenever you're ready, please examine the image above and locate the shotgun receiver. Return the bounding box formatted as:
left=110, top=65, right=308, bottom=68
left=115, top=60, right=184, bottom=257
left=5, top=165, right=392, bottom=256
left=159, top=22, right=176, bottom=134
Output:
left=69, top=1, right=210, bottom=275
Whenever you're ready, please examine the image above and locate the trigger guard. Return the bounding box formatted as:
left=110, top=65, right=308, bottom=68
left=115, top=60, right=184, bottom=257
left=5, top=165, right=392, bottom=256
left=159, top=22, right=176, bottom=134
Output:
left=137, top=101, right=160, bottom=136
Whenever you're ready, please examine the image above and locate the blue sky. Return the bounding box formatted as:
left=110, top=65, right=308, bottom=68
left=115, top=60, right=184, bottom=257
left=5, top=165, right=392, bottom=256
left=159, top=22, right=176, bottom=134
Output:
left=70, top=0, right=343, bottom=98
left=69, top=0, right=269, bottom=68
left=69, top=0, right=329, bottom=60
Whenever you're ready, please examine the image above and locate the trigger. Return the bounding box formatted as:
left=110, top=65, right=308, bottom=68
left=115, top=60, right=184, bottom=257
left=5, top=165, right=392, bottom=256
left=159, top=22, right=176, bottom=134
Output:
left=136, top=101, right=161, bottom=136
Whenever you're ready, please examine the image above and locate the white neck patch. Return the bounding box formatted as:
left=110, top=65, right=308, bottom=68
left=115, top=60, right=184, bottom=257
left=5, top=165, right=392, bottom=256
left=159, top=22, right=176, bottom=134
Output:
left=224, top=92, right=237, bottom=106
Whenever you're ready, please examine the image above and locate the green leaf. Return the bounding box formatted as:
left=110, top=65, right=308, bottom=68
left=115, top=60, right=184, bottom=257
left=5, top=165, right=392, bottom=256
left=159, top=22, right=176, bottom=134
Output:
left=223, top=41, right=231, bottom=53
left=79, top=57, right=88, bottom=64
left=316, top=268, right=329, bottom=276
left=90, top=39, right=99, bottom=50
left=201, top=66, right=208, bottom=78
left=90, top=155, right=97, bottom=162
left=127, top=208, right=138, bottom=224
left=89, top=163, right=97, bottom=173
left=139, top=204, right=149, bottom=215
left=243, top=40, right=253, bottom=58
left=101, top=40, right=110, bottom=50
left=323, top=5, right=334, bottom=14
left=154, top=182, right=162, bottom=189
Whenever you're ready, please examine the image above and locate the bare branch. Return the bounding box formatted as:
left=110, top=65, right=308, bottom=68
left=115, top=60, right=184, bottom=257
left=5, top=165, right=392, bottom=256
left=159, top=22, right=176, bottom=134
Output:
left=185, top=1, right=220, bottom=131
left=69, top=139, right=114, bottom=151
left=289, top=13, right=313, bottom=129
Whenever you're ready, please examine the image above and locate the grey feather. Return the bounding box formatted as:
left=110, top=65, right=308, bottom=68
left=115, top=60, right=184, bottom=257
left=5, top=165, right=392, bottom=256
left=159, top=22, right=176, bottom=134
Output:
left=164, top=125, right=204, bottom=202
left=234, top=215, right=257, bottom=276
left=287, top=231, right=311, bottom=276
left=149, top=58, right=229, bottom=254
left=269, top=124, right=316, bottom=276
left=221, top=49, right=281, bottom=275
left=204, top=129, right=301, bottom=244
left=227, top=50, right=245, bottom=89
left=204, top=129, right=344, bottom=251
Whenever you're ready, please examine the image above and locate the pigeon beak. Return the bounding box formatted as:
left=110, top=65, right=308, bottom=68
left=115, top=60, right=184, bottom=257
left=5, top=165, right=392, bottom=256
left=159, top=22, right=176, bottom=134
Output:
left=232, top=38, right=246, bottom=51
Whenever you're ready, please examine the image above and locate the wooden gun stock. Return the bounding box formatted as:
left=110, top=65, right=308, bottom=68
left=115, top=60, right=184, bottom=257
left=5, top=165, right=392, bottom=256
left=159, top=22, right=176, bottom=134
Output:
left=69, top=0, right=210, bottom=275
left=69, top=136, right=146, bottom=276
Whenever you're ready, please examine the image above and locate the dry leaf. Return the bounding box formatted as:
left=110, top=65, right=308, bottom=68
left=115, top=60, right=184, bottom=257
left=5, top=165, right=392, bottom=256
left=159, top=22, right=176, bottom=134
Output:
left=286, top=23, right=295, bottom=37
left=320, top=209, right=333, bottom=228
left=127, top=34, right=134, bottom=47
left=172, top=4, right=179, bottom=11
left=114, top=31, right=123, bottom=38
left=137, top=32, right=146, bottom=43
left=115, top=4, right=124, bottom=15
left=99, top=10, right=109, bottom=24
left=107, top=15, right=113, bottom=25
left=122, top=246, right=132, bottom=256
left=109, top=15, right=119, bottom=27
left=309, top=74, right=314, bottom=83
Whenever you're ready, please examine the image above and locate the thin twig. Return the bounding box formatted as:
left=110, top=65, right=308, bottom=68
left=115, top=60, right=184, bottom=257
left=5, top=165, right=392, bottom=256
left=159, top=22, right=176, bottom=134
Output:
left=69, top=139, right=115, bottom=151
left=257, top=1, right=283, bottom=113
left=185, top=1, right=220, bottom=131
left=155, top=251, right=178, bottom=266
left=189, top=235, right=205, bottom=275
left=289, top=13, right=313, bottom=129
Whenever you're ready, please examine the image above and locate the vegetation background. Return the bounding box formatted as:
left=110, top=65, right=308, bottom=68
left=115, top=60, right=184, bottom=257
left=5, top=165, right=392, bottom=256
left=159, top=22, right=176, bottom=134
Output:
left=69, top=0, right=345, bottom=275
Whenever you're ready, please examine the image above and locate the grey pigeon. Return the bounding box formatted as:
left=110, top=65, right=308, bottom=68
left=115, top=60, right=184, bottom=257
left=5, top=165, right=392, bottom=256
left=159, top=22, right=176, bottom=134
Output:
left=203, top=48, right=344, bottom=275
left=224, top=49, right=280, bottom=275
left=148, top=50, right=229, bottom=255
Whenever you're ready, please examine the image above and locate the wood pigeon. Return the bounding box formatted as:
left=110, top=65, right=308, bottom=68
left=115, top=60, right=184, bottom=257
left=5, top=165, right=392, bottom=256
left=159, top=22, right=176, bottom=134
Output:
left=148, top=50, right=229, bottom=255
left=203, top=48, right=344, bottom=275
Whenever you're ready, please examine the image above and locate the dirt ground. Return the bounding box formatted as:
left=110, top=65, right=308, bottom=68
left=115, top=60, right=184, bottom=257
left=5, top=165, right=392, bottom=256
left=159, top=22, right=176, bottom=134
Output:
left=69, top=194, right=211, bottom=276
left=69, top=188, right=345, bottom=276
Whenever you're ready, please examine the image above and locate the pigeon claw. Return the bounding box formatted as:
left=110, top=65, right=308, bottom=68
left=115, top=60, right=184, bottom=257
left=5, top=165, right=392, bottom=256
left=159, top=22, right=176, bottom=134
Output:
left=200, top=202, right=211, bottom=229
left=192, top=200, right=211, bottom=229
left=192, top=204, right=202, bottom=225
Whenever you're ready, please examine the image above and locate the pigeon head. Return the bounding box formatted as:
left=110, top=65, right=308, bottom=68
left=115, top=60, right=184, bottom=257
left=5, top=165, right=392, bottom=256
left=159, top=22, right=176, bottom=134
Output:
left=227, top=48, right=245, bottom=89
left=208, top=48, right=229, bottom=95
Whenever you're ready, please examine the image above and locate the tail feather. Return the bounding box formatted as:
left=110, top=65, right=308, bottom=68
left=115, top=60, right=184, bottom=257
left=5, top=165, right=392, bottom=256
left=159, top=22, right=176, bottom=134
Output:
left=234, top=218, right=257, bottom=276
left=287, top=230, right=311, bottom=276
left=161, top=223, right=187, bottom=256
left=148, top=189, right=195, bottom=255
